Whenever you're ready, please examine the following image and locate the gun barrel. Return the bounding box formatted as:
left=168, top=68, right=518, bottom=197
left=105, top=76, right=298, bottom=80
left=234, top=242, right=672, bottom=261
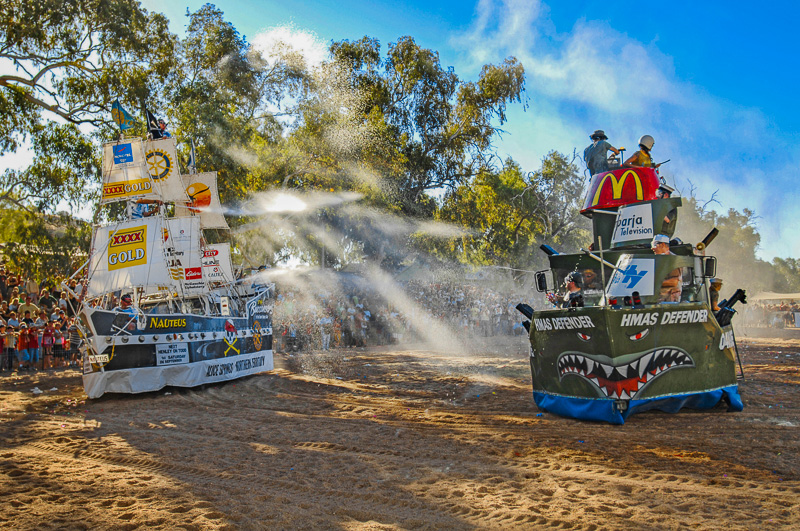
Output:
left=516, top=303, right=534, bottom=320
left=540, top=244, right=560, bottom=256
left=698, top=228, right=719, bottom=250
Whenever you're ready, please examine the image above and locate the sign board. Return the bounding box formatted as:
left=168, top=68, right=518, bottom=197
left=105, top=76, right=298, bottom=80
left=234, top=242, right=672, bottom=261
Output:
left=156, top=342, right=190, bottom=366
left=606, top=256, right=655, bottom=297
left=611, top=203, right=654, bottom=245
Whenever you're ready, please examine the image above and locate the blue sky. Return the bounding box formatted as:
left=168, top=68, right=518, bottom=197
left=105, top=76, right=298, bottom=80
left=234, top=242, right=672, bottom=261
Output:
left=29, top=1, right=800, bottom=259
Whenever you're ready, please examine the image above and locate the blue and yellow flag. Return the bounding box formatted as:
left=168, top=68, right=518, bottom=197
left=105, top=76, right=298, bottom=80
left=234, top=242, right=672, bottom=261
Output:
left=111, top=99, right=135, bottom=130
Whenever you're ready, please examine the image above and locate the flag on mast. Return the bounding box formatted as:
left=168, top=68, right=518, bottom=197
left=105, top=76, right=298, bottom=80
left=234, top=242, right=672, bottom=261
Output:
left=188, top=139, right=197, bottom=174
left=146, top=109, right=163, bottom=139
left=111, top=100, right=135, bottom=131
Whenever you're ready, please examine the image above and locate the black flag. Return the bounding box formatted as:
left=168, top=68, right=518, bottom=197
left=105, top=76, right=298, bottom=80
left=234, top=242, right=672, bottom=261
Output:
left=146, top=109, right=162, bottom=139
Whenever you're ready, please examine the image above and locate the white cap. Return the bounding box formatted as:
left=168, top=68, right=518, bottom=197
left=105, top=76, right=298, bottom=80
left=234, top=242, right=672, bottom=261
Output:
left=651, top=234, right=670, bottom=248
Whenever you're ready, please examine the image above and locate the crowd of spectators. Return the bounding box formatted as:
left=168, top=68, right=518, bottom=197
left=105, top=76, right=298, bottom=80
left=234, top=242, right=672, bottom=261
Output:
left=740, top=301, right=800, bottom=329
left=0, top=266, right=84, bottom=373
left=271, top=280, right=530, bottom=354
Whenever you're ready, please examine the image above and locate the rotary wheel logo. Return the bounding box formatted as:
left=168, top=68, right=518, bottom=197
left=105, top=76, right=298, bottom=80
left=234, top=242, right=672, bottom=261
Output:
left=253, top=320, right=263, bottom=350
left=146, top=149, right=172, bottom=180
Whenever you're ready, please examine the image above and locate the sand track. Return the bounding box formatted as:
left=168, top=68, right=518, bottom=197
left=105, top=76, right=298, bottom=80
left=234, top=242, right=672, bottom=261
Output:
left=1, top=337, right=798, bottom=529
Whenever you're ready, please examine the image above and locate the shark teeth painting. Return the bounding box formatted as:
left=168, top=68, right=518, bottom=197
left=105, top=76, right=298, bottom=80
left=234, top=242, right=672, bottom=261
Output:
left=556, top=348, right=695, bottom=399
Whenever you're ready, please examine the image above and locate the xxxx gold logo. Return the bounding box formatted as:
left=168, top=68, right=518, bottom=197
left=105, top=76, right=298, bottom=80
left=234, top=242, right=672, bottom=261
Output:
left=591, top=170, right=643, bottom=207
left=111, top=232, right=144, bottom=245
left=103, top=178, right=153, bottom=200
left=108, top=225, right=147, bottom=271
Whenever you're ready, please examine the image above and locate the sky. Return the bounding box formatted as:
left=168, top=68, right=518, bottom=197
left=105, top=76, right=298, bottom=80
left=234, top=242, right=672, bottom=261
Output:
left=7, top=0, right=800, bottom=261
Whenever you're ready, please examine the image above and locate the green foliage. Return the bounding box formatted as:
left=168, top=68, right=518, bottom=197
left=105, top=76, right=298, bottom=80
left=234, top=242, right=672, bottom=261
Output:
left=771, top=257, right=800, bottom=293
left=435, top=152, right=589, bottom=273
left=299, top=36, right=525, bottom=216
left=0, top=122, right=100, bottom=212
left=0, top=0, right=177, bottom=139
left=168, top=4, right=311, bottom=209
left=675, top=197, right=774, bottom=294
left=0, top=209, right=91, bottom=281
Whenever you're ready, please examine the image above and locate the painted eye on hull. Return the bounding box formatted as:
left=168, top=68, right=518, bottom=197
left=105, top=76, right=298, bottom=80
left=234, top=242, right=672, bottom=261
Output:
left=577, top=332, right=591, bottom=341
left=629, top=329, right=649, bottom=341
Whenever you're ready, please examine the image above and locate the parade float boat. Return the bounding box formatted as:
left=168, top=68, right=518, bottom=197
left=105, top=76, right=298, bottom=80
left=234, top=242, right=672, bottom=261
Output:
left=67, top=136, right=274, bottom=398
left=517, top=165, right=745, bottom=423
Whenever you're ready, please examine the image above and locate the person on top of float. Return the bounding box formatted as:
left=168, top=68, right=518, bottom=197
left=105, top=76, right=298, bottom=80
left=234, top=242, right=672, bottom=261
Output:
left=583, top=129, right=621, bottom=176
left=709, top=278, right=723, bottom=311
left=652, top=234, right=683, bottom=302
left=561, top=272, right=585, bottom=308
left=624, top=135, right=662, bottom=169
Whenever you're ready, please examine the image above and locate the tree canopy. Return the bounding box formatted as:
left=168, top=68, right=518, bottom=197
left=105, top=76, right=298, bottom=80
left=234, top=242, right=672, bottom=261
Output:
left=0, top=3, right=793, bottom=295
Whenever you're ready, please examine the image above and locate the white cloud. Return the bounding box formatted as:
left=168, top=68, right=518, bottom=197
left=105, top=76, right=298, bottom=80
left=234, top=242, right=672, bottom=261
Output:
left=251, top=23, right=329, bottom=70
left=452, top=0, right=799, bottom=262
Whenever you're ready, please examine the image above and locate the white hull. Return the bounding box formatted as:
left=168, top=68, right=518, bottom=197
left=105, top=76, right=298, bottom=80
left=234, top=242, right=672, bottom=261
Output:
left=82, top=348, right=273, bottom=398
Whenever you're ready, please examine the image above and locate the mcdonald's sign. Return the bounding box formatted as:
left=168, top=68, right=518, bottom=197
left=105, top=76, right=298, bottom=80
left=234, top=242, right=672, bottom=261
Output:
left=581, top=167, right=660, bottom=212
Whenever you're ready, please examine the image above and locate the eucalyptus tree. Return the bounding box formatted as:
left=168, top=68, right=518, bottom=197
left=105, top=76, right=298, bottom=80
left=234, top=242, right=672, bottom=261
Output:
left=0, top=0, right=177, bottom=210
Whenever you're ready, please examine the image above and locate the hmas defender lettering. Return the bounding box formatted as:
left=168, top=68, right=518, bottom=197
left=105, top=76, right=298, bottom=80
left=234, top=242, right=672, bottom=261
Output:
left=619, top=310, right=708, bottom=327
left=534, top=316, right=595, bottom=331
left=149, top=317, right=187, bottom=328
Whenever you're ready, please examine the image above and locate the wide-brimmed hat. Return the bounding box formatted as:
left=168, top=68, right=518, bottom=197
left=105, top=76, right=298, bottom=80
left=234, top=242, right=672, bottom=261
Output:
left=590, top=129, right=608, bottom=140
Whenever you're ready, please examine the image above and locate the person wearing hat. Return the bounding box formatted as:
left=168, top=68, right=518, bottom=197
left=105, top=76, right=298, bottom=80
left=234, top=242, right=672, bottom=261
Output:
left=114, top=294, right=136, bottom=314
left=709, top=278, right=723, bottom=311
left=652, top=235, right=683, bottom=302
left=157, top=119, right=171, bottom=138
left=583, top=130, right=621, bottom=176
left=562, top=272, right=585, bottom=308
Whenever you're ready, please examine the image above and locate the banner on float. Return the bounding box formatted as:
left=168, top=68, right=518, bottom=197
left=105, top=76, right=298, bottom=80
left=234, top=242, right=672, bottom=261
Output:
left=202, top=243, right=235, bottom=284
left=143, top=138, right=189, bottom=203
left=163, top=217, right=205, bottom=295
left=82, top=350, right=274, bottom=398
left=87, top=218, right=173, bottom=297
left=174, top=172, right=229, bottom=229
left=606, top=255, right=655, bottom=297
left=101, top=139, right=159, bottom=203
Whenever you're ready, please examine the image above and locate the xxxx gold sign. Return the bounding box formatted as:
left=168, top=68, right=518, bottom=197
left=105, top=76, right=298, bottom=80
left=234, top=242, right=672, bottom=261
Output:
left=591, top=170, right=643, bottom=207
left=108, top=225, right=147, bottom=270
left=102, top=178, right=153, bottom=201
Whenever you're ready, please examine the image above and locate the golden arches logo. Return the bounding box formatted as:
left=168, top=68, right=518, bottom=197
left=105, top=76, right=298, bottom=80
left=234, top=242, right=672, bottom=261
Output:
left=591, top=170, right=643, bottom=207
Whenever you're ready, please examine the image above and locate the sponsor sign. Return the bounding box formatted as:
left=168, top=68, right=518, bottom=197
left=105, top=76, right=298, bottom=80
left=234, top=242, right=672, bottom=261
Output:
left=156, top=342, right=190, bottom=366
left=103, top=178, right=153, bottom=201
left=607, top=256, right=655, bottom=297
left=113, top=143, right=134, bottom=165
left=612, top=203, right=654, bottom=243
left=108, top=225, right=147, bottom=271
left=146, top=148, right=173, bottom=180
left=590, top=170, right=643, bottom=207
left=719, top=329, right=735, bottom=350
left=205, top=354, right=268, bottom=378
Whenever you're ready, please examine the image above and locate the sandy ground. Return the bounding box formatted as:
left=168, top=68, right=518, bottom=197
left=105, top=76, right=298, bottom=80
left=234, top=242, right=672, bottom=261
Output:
left=0, top=336, right=798, bottom=530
